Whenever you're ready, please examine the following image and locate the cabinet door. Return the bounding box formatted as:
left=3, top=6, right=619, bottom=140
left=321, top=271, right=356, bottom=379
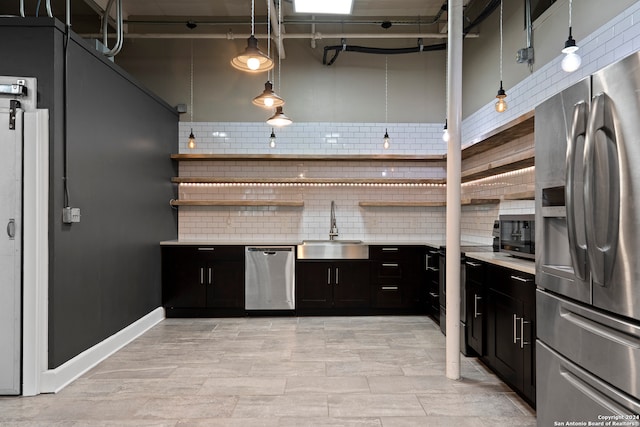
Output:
left=207, top=261, right=244, bottom=308
left=296, top=261, right=333, bottom=308
left=162, top=247, right=207, bottom=308
left=333, top=260, right=370, bottom=308
left=467, top=280, right=484, bottom=356
left=486, top=287, right=523, bottom=389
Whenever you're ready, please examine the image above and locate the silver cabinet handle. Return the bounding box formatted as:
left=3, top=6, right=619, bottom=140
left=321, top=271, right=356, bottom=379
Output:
left=382, top=286, right=398, bottom=290
left=520, top=317, right=530, bottom=348
left=466, top=261, right=482, bottom=267
left=382, top=247, right=399, bottom=252
left=513, top=314, right=519, bottom=344
left=6, top=218, right=15, bottom=240
left=510, top=275, right=533, bottom=283
left=208, top=267, right=212, bottom=285
left=197, top=247, right=215, bottom=251
left=382, top=263, right=399, bottom=267
left=335, top=267, right=339, bottom=285
left=474, top=294, right=482, bottom=318
left=327, top=268, right=331, bottom=285
left=200, top=267, right=204, bottom=285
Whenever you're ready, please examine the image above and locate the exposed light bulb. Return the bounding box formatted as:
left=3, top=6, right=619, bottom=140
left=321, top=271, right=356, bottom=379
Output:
left=264, top=97, right=274, bottom=107
left=383, top=129, right=390, bottom=150
left=495, top=82, right=508, bottom=113
left=562, top=52, right=582, bottom=72
left=442, top=120, right=449, bottom=142
left=269, top=129, right=276, bottom=148
left=247, top=57, right=261, bottom=70
left=187, top=129, right=196, bottom=149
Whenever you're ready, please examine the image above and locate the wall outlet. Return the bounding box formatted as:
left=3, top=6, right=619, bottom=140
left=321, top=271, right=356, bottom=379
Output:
left=62, top=207, right=81, bottom=224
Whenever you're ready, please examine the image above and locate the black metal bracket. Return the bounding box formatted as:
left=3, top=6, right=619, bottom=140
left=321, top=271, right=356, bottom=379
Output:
left=9, top=100, right=21, bottom=130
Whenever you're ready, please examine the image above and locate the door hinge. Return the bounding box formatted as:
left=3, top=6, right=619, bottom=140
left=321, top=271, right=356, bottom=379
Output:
left=9, top=100, right=21, bottom=130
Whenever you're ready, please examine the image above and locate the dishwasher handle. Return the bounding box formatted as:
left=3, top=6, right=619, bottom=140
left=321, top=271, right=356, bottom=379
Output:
left=247, top=247, right=293, bottom=252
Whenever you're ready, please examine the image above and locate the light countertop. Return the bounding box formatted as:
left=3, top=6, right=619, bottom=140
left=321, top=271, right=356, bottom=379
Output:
left=465, top=252, right=535, bottom=275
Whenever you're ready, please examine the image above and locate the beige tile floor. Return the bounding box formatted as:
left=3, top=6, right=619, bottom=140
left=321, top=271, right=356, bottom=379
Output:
left=0, top=316, right=536, bottom=426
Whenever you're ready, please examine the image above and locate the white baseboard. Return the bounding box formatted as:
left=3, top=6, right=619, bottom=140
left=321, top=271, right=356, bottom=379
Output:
left=40, top=307, right=165, bottom=394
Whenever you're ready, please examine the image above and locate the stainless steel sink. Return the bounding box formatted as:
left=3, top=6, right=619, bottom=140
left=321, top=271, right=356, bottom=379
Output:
left=297, top=240, right=369, bottom=259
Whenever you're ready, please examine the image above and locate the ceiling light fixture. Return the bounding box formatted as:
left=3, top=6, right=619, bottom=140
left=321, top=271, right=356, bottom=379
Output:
left=495, top=0, right=508, bottom=113
left=383, top=56, right=390, bottom=149
left=267, top=106, right=292, bottom=127
left=253, top=2, right=285, bottom=109
left=231, top=0, right=273, bottom=72
left=294, top=0, right=354, bottom=15
left=442, top=119, right=450, bottom=142
left=269, top=129, right=276, bottom=148
left=561, top=0, right=581, bottom=72
left=187, top=40, right=196, bottom=149
left=266, top=1, right=292, bottom=127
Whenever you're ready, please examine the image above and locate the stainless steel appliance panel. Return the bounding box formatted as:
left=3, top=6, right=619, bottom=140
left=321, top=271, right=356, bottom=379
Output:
left=589, top=53, right=640, bottom=320
left=499, top=214, right=535, bottom=259
left=245, top=246, right=295, bottom=310
left=537, top=289, right=640, bottom=399
left=535, top=76, right=592, bottom=305
left=537, top=340, right=640, bottom=426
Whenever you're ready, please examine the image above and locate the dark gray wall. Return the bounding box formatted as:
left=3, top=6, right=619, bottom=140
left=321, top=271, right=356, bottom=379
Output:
left=0, top=18, right=178, bottom=368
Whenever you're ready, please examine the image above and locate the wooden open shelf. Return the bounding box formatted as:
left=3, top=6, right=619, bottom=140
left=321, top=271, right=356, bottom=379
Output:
left=462, top=111, right=535, bottom=160
left=170, top=200, right=304, bottom=207
left=359, top=198, right=500, bottom=207
left=171, top=153, right=446, bottom=163
left=502, top=190, right=535, bottom=200
left=172, top=177, right=446, bottom=185
left=462, top=147, right=535, bottom=182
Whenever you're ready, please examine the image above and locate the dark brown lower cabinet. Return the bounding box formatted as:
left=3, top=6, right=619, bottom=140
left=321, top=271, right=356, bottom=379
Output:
left=483, top=264, right=536, bottom=407
left=162, top=245, right=245, bottom=316
left=296, top=260, right=370, bottom=313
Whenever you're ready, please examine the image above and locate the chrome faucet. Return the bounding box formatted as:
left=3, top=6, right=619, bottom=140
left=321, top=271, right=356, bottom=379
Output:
left=329, top=200, right=339, bottom=240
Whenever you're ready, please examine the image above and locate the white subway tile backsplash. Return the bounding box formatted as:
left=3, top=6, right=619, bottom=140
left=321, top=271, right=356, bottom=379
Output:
left=173, top=4, right=639, bottom=242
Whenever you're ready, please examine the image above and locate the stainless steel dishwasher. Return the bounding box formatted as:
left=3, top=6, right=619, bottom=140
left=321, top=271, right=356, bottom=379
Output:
left=245, top=246, right=295, bottom=310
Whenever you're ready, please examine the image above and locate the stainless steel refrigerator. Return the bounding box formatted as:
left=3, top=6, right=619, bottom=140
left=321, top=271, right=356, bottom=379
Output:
left=535, top=52, right=640, bottom=424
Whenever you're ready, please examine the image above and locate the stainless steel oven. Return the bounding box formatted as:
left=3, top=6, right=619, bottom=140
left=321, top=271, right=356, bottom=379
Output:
left=499, top=214, right=535, bottom=259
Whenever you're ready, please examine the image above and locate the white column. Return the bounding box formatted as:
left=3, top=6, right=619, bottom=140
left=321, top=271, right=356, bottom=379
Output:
left=446, top=0, right=463, bottom=381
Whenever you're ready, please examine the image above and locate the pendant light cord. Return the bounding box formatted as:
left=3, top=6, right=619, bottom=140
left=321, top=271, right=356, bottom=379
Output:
left=267, top=0, right=271, bottom=80
left=568, top=0, right=572, bottom=28
left=499, top=0, right=503, bottom=82
left=251, top=0, right=255, bottom=35
left=278, top=0, right=282, bottom=93
left=190, top=39, right=194, bottom=123
left=385, top=56, right=389, bottom=124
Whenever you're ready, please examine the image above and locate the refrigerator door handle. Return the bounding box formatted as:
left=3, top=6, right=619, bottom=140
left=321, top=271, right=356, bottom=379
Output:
left=584, top=93, right=620, bottom=286
left=566, top=101, right=589, bottom=281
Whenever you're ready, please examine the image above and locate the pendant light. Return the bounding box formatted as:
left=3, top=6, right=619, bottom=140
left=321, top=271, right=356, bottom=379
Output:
left=383, top=56, right=391, bottom=149
left=267, top=106, right=292, bottom=127
left=253, top=1, right=285, bottom=108
left=495, top=0, right=508, bottom=113
left=187, top=40, right=196, bottom=149
left=266, top=0, right=292, bottom=127
left=442, top=119, right=450, bottom=142
left=231, top=0, right=274, bottom=73
left=269, top=129, right=276, bottom=148
left=561, top=0, right=581, bottom=72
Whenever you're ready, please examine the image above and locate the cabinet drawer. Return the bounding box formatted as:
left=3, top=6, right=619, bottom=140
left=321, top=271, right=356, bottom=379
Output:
left=373, top=261, right=403, bottom=278
left=372, top=284, right=404, bottom=308
left=369, top=246, right=404, bottom=260
left=166, top=245, right=245, bottom=260
left=465, top=258, right=486, bottom=283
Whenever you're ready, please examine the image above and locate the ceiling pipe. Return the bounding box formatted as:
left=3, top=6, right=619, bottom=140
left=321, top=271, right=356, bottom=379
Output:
left=267, top=0, right=285, bottom=59
left=323, top=41, right=446, bottom=66
left=103, top=0, right=123, bottom=57
left=85, top=31, right=467, bottom=40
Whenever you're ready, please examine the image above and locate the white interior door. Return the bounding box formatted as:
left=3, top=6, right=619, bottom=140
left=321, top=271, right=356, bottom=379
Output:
left=0, top=102, right=23, bottom=395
